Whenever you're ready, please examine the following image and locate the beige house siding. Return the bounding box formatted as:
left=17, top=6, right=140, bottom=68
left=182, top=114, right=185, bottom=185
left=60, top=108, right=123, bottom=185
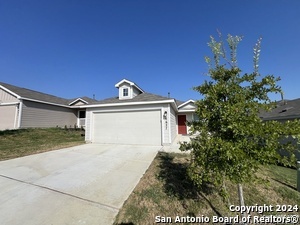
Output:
left=0, top=88, right=19, bottom=130
left=73, top=101, right=86, bottom=106
left=0, top=105, right=18, bottom=130
left=170, top=106, right=177, bottom=143
left=179, top=102, right=195, bottom=111
left=185, top=112, right=194, bottom=133
left=85, top=110, right=92, bottom=142
left=21, top=100, right=77, bottom=128
left=270, top=119, right=300, bottom=160
left=0, top=88, right=18, bottom=103
left=161, top=104, right=170, bottom=144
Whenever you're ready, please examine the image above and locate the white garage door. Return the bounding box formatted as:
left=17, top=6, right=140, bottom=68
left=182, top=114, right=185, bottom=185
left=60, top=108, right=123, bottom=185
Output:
left=0, top=105, right=17, bottom=130
left=93, top=110, right=161, bottom=145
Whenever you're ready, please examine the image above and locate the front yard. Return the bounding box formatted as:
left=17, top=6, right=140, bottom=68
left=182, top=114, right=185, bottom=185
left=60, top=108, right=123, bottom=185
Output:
left=1, top=128, right=299, bottom=224
left=114, top=152, right=300, bottom=225
left=0, top=128, right=85, bottom=161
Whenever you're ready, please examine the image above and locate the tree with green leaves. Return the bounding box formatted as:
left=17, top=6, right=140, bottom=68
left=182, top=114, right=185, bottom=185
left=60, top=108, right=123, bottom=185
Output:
left=180, top=34, right=300, bottom=215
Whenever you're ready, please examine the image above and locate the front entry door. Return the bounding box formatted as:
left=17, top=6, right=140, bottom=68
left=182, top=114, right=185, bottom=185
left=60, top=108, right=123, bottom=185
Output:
left=178, top=115, right=187, bottom=135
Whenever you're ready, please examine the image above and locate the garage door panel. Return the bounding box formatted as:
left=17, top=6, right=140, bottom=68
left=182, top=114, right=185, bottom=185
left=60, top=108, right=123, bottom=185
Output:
left=93, top=110, right=161, bottom=145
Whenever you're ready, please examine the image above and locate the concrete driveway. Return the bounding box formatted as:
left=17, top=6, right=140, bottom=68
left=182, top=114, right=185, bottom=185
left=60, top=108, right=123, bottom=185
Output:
left=0, top=144, right=161, bottom=225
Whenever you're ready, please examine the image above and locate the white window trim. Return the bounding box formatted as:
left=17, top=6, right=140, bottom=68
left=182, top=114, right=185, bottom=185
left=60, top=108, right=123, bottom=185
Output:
left=77, top=110, right=86, bottom=127
left=123, top=88, right=129, bottom=97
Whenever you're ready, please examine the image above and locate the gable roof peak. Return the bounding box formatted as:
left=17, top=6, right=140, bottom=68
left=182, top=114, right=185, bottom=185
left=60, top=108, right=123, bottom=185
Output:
left=115, top=79, right=144, bottom=93
left=68, top=98, right=89, bottom=106
left=115, top=79, right=134, bottom=87
left=178, top=99, right=195, bottom=108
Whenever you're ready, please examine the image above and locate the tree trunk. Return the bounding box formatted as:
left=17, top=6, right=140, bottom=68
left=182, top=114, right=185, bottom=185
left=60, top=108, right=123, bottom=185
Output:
left=238, top=183, right=247, bottom=225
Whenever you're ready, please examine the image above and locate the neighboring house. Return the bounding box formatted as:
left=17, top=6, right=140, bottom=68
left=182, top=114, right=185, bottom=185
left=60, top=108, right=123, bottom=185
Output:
left=0, top=82, right=98, bottom=130
left=260, top=99, right=300, bottom=160
left=0, top=79, right=196, bottom=146
left=260, top=98, right=300, bottom=122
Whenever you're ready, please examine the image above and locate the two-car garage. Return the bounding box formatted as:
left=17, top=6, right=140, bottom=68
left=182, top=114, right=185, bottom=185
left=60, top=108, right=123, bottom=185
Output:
left=92, top=110, right=162, bottom=146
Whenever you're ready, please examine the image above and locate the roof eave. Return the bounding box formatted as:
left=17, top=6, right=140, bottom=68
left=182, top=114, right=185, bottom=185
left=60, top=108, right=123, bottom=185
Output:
left=0, top=102, right=20, bottom=106
left=178, top=99, right=195, bottom=109
left=78, top=99, right=178, bottom=110
left=0, top=85, right=21, bottom=99
left=178, top=109, right=196, bottom=113
left=20, top=97, right=70, bottom=108
left=262, top=115, right=300, bottom=121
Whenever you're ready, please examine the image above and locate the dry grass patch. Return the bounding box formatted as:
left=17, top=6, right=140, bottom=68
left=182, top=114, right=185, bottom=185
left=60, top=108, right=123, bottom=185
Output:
left=114, top=152, right=300, bottom=225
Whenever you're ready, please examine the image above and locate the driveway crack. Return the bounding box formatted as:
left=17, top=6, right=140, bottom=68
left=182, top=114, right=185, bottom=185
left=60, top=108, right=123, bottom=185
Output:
left=0, top=174, right=119, bottom=212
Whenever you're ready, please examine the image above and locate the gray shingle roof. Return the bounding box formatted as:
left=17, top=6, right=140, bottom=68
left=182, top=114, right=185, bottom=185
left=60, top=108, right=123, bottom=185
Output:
left=94, top=92, right=173, bottom=104
left=0, top=81, right=189, bottom=108
left=0, top=82, right=72, bottom=105
left=68, top=96, right=100, bottom=105
left=260, top=99, right=300, bottom=120
left=175, top=99, right=185, bottom=106
left=0, top=82, right=105, bottom=106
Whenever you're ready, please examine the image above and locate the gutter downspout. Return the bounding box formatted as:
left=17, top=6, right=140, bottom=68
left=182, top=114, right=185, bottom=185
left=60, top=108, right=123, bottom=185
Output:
left=14, top=103, right=19, bottom=129
left=17, top=100, right=23, bottom=128
left=168, top=105, right=172, bottom=144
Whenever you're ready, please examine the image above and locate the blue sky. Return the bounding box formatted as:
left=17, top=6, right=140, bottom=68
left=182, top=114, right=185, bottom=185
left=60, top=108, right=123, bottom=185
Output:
left=1, top=0, right=299, bottom=101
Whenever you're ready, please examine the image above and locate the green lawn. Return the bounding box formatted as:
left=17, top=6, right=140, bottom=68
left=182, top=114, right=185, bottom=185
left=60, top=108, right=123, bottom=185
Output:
left=0, top=128, right=85, bottom=161
left=114, top=152, right=300, bottom=225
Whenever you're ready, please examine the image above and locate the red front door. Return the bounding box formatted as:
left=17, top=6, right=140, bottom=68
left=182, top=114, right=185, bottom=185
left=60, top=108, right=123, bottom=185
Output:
left=178, top=115, right=187, bottom=134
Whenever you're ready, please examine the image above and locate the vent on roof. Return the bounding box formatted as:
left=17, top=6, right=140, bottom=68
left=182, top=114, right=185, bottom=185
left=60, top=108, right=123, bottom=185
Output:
left=280, top=107, right=293, bottom=113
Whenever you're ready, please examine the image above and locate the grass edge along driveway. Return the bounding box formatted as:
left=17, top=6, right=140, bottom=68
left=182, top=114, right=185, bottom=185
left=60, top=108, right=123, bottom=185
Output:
left=0, top=128, right=85, bottom=161
left=114, top=152, right=300, bottom=225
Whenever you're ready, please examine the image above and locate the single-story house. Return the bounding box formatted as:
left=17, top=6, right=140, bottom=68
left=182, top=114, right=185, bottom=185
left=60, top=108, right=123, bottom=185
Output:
left=0, top=81, right=98, bottom=130
left=260, top=99, right=300, bottom=160
left=0, top=79, right=196, bottom=146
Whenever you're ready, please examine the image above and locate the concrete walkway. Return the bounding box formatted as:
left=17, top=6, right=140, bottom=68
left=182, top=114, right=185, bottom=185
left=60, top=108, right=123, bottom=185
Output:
left=162, top=135, right=192, bottom=153
left=0, top=144, right=161, bottom=225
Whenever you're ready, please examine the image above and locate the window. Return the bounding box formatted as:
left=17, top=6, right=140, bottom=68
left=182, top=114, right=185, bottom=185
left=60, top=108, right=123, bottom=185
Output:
left=78, top=111, right=86, bottom=127
left=123, top=88, right=129, bottom=97
left=192, top=113, right=199, bottom=121
left=79, top=111, right=86, bottom=118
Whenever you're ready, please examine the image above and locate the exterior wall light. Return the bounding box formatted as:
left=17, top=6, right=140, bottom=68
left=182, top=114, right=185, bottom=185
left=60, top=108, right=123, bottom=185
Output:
left=163, top=111, right=167, bottom=120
